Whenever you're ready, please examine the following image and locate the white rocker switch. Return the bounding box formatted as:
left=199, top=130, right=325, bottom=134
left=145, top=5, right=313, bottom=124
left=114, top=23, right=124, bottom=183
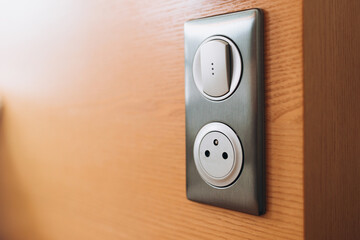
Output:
left=200, top=40, right=231, bottom=97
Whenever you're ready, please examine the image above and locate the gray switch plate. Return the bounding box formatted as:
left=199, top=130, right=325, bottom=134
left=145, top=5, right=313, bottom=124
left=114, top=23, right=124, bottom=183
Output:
left=185, top=9, right=265, bottom=215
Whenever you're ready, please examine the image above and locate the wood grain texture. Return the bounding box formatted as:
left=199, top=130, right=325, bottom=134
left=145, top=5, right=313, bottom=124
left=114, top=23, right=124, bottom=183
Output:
left=0, top=0, right=303, bottom=239
left=304, top=0, right=360, bottom=239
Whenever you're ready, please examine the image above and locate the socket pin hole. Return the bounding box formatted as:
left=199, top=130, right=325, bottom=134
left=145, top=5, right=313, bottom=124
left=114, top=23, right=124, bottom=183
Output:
left=213, top=139, right=218, bottom=146
left=222, top=152, right=228, bottom=160
left=205, top=150, right=210, bottom=157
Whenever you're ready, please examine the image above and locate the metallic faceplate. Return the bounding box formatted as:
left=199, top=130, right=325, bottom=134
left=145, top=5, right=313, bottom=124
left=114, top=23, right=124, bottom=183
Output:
left=185, top=9, right=265, bottom=215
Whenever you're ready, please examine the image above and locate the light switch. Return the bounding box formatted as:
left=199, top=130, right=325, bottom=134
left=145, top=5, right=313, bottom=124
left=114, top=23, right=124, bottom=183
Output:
left=200, top=40, right=230, bottom=97
left=192, top=35, right=242, bottom=101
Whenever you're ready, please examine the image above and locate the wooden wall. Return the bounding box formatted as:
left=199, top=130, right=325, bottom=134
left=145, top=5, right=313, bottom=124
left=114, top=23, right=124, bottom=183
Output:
left=304, top=0, right=360, bottom=239
left=0, top=1, right=303, bottom=239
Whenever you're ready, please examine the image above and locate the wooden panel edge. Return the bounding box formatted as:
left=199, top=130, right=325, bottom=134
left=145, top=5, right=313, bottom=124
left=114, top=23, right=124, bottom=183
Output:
left=304, top=0, right=360, bottom=239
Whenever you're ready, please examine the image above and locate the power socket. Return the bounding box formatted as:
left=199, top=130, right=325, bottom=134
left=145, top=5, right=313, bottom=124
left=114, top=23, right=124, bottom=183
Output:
left=194, top=122, right=243, bottom=188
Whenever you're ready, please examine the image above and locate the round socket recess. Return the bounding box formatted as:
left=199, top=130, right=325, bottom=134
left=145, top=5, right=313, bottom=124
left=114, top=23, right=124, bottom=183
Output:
left=193, top=122, right=243, bottom=187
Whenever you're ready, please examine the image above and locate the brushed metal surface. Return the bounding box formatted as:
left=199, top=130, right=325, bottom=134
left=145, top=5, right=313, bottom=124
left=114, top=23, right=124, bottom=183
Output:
left=185, top=9, right=265, bottom=215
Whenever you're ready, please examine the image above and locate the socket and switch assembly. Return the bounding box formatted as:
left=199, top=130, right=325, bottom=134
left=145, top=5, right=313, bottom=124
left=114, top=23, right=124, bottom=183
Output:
left=185, top=9, right=265, bottom=215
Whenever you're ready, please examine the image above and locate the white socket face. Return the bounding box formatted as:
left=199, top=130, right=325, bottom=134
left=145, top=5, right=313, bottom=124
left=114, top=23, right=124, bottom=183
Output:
left=193, top=122, right=243, bottom=187
left=199, top=132, right=235, bottom=178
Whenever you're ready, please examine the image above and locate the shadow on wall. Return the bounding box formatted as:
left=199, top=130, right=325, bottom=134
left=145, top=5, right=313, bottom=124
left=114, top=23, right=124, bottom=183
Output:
left=0, top=98, right=45, bottom=240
